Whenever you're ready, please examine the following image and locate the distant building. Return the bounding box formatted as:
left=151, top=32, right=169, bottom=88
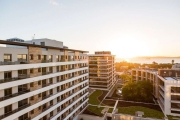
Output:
left=88, top=51, right=116, bottom=90
left=172, top=63, right=180, bottom=70
left=132, top=67, right=180, bottom=116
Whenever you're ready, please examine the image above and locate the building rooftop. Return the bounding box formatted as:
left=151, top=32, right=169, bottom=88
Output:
left=0, top=39, right=88, bottom=53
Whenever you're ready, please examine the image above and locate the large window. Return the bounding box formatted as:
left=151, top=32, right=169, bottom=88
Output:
left=18, top=84, right=28, bottom=91
left=4, top=71, right=12, bottom=79
left=18, top=69, right=27, bottom=75
left=4, top=88, right=12, bottom=96
left=17, top=54, right=27, bottom=60
left=4, top=54, right=12, bottom=62
left=49, top=55, right=52, bottom=61
left=19, top=113, right=28, bottom=120
left=18, top=98, right=28, bottom=107
left=5, top=104, right=12, bottom=114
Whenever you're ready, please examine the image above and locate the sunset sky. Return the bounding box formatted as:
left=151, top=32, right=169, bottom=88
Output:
left=0, top=0, right=180, bottom=58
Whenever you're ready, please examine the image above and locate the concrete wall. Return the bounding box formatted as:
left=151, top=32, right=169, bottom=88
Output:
left=0, top=47, right=28, bottom=61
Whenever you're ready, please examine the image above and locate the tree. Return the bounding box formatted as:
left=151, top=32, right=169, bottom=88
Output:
left=122, top=80, right=153, bottom=102
left=172, top=60, right=174, bottom=65
left=119, top=74, right=132, bottom=83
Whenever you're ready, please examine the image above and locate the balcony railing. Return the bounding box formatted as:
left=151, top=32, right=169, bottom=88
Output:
left=42, top=94, right=51, bottom=100
left=41, top=60, right=51, bottom=63
left=42, top=83, right=51, bottom=88
left=0, top=103, right=30, bottom=119
left=42, top=71, right=52, bottom=75
left=0, top=59, right=29, bottom=65
left=0, top=89, right=30, bottom=101
left=0, top=74, right=30, bottom=84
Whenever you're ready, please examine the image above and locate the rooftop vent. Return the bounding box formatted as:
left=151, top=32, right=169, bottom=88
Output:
left=6, top=38, right=24, bottom=42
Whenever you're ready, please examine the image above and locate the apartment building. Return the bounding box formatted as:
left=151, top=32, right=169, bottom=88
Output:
left=88, top=51, right=116, bottom=91
left=0, top=38, right=89, bottom=120
left=132, top=66, right=180, bottom=117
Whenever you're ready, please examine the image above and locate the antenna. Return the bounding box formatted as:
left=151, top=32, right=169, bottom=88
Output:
left=32, top=34, right=35, bottom=40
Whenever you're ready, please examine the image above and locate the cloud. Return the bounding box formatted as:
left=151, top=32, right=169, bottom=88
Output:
left=50, top=0, right=59, bottom=6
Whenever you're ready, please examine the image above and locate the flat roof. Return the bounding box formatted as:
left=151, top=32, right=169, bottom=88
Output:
left=0, top=40, right=88, bottom=53
left=164, top=77, right=176, bottom=80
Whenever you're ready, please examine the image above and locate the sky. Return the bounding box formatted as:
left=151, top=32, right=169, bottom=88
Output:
left=0, top=0, right=180, bottom=58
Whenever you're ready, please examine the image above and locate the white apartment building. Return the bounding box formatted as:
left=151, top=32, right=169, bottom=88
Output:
left=132, top=65, right=180, bottom=117
left=88, top=51, right=116, bottom=91
left=0, top=38, right=89, bottom=120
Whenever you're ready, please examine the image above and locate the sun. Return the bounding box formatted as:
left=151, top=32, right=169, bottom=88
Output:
left=108, top=36, right=150, bottom=58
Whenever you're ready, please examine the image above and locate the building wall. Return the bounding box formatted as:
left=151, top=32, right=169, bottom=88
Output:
left=0, top=40, right=89, bottom=120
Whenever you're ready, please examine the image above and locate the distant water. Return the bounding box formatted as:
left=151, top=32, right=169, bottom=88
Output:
left=116, top=58, right=180, bottom=64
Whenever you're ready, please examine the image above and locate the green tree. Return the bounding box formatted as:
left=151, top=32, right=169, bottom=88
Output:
left=119, top=74, right=132, bottom=83
left=122, top=81, right=153, bottom=102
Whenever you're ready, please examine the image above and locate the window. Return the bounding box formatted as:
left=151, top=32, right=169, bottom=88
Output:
left=18, top=69, right=27, bottom=75
left=38, top=68, right=41, bottom=72
left=30, top=54, right=33, bottom=60
left=57, top=86, right=60, bottom=92
left=18, top=54, right=27, bottom=60
left=30, top=96, right=34, bottom=100
left=38, top=81, right=41, bottom=85
left=50, top=100, right=53, bottom=106
left=4, top=54, right=12, bottom=61
left=38, top=106, right=41, bottom=110
left=5, top=104, right=12, bottom=113
left=57, top=96, right=60, bottom=102
left=41, top=42, right=45, bottom=46
left=30, top=82, right=34, bottom=87
left=49, top=67, right=53, bottom=72
left=19, top=113, right=28, bottom=120
left=56, top=66, right=59, bottom=72
left=50, top=111, right=53, bottom=117
left=49, top=78, right=53, bottom=84
left=4, top=88, right=12, bottom=96
left=49, top=55, right=52, bottom=61
left=30, top=69, right=33, bottom=73
left=18, top=84, right=28, bottom=91
left=57, top=76, right=60, bottom=82
left=4, top=71, right=12, bottom=79
left=38, top=55, right=41, bottom=60
left=57, top=106, right=60, bottom=112
left=38, top=93, right=41, bottom=98
left=50, top=89, right=53, bottom=95
left=18, top=98, right=28, bottom=107
left=31, top=110, right=34, bottom=114
left=56, top=55, right=59, bottom=61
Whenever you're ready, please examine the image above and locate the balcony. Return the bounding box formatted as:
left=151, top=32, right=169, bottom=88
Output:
left=0, top=89, right=30, bottom=101
left=42, top=94, right=51, bottom=100
left=41, top=60, right=51, bottom=63
left=42, top=71, right=52, bottom=75
left=0, top=59, right=29, bottom=65
left=0, top=103, right=30, bottom=119
left=0, top=74, right=30, bottom=84
left=42, top=83, right=51, bottom=88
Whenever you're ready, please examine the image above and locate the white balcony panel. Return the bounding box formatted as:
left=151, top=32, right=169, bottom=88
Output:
left=0, top=68, right=88, bottom=89
left=0, top=60, right=88, bottom=72
left=2, top=82, right=88, bottom=120
left=61, top=99, right=88, bottom=120
left=0, top=77, right=88, bottom=108
left=32, top=89, right=89, bottom=120
left=51, top=95, right=88, bottom=120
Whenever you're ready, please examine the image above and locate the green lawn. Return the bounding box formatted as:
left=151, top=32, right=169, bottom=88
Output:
left=88, top=90, right=102, bottom=105
left=118, top=106, right=164, bottom=119
left=167, top=115, right=180, bottom=120
left=108, top=108, right=114, bottom=113
left=87, top=105, right=104, bottom=116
